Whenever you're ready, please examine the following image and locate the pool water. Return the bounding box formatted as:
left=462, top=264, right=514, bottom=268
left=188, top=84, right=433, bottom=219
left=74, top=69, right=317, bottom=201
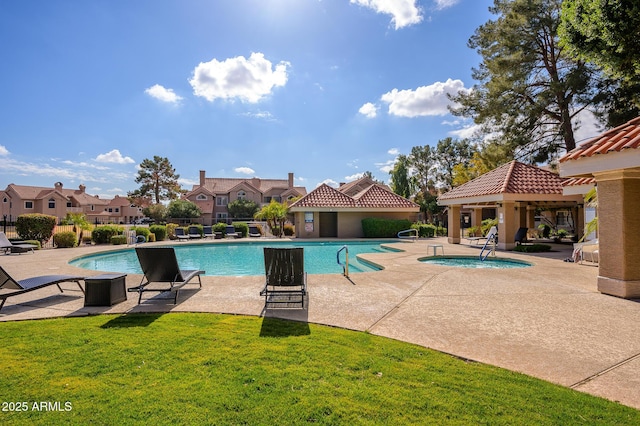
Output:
left=419, top=256, right=532, bottom=269
left=70, top=241, right=401, bottom=276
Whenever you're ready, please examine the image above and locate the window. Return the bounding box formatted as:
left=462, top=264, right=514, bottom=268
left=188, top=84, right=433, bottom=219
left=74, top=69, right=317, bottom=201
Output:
left=237, top=190, right=246, bottom=200
left=2, top=197, right=7, bottom=203
left=108, top=208, right=113, bottom=213
left=196, top=194, right=208, bottom=201
left=217, top=196, right=228, bottom=206
left=25, top=201, right=33, bottom=209
left=216, top=213, right=228, bottom=221
left=115, top=208, right=120, bottom=213
left=48, top=199, right=55, bottom=209
left=91, top=205, right=95, bottom=211
left=66, top=202, right=72, bottom=208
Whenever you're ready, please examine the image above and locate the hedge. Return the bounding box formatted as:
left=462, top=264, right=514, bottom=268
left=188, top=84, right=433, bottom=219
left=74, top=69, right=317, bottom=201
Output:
left=53, top=231, right=77, bottom=248
left=16, top=214, right=57, bottom=243
left=92, top=225, right=124, bottom=244
left=362, top=218, right=412, bottom=238
left=149, top=224, right=167, bottom=241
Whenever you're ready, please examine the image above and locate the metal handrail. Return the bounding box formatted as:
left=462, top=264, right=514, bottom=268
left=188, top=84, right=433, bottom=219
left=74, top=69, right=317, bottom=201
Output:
left=337, top=245, right=349, bottom=277
left=479, top=226, right=498, bottom=261
left=397, top=228, right=418, bottom=241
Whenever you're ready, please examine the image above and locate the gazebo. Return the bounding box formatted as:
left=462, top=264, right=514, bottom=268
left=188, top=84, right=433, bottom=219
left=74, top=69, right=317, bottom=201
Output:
left=438, top=161, right=584, bottom=250
left=560, top=116, right=640, bottom=299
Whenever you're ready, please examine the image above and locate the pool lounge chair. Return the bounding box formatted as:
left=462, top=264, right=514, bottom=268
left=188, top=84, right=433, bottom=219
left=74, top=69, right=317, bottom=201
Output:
left=188, top=226, right=202, bottom=239
left=129, top=247, right=205, bottom=304
left=0, top=232, right=37, bottom=254
left=0, top=265, right=84, bottom=312
left=203, top=226, right=214, bottom=238
left=225, top=225, right=239, bottom=238
left=260, top=247, right=307, bottom=309
left=174, top=228, right=190, bottom=241
left=249, top=225, right=261, bottom=238
left=514, top=227, right=530, bottom=245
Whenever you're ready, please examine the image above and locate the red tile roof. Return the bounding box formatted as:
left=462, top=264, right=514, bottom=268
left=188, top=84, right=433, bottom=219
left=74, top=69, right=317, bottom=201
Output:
left=560, top=116, right=640, bottom=162
left=438, top=161, right=566, bottom=201
left=562, top=177, right=596, bottom=187
left=291, top=184, right=356, bottom=208
left=352, top=184, right=418, bottom=208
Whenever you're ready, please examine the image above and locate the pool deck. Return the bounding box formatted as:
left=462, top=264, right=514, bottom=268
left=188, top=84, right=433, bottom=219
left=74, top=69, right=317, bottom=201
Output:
left=1, top=237, right=639, bottom=410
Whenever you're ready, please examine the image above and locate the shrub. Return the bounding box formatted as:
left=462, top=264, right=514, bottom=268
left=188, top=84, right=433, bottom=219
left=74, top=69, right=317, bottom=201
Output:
left=166, top=223, right=179, bottom=239
left=436, top=226, right=447, bottom=237
left=233, top=222, right=249, bottom=238
left=110, top=235, right=127, bottom=245
left=16, top=214, right=57, bottom=243
left=53, top=231, right=77, bottom=248
left=213, top=223, right=227, bottom=234
left=512, top=244, right=552, bottom=253
left=132, top=227, right=151, bottom=239
left=92, top=225, right=124, bottom=244
left=147, top=233, right=156, bottom=243
left=466, top=226, right=480, bottom=237
left=362, top=218, right=412, bottom=238
left=283, top=224, right=295, bottom=236
left=410, top=223, right=436, bottom=238
left=481, top=218, right=498, bottom=236
left=538, top=224, right=551, bottom=238
left=149, top=225, right=167, bottom=241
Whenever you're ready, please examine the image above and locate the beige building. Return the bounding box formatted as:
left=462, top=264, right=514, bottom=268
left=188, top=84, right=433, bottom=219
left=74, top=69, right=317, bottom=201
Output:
left=185, top=171, right=307, bottom=224
left=0, top=182, right=143, bottom=224
left=289, top=177, right=420, bottom=238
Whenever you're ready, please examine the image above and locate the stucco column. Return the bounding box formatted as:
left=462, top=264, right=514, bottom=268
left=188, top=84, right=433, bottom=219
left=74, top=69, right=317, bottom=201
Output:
left=497, top=201, right=517, bottom=250
left=471, top=208, right=483, bottom=228
left=573, top=205, right=584, bottom=240
left=526, top=204, right=536, bottom=229
left=447, top=205, right=461, bottom=244
left=594, top=170, right=640, bottom=298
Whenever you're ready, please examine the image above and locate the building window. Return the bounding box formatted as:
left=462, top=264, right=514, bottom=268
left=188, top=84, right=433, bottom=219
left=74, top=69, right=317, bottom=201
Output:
left=237, top=190, right=246, bottom=200
left=66, top=202, right=72, bottom=208
left=196, top=194, right=207, bottom=201
left=91, top=205, right=95, bottom=211
left=2, top=197, right=7, bottom=203
left=25, top=201, right=33, bottom=209
left=216, top=213, right=228, bottom=221
left=108, top=208, right=113, bottom=213
left=217, top=196, right=228, bottom=206
left=115, top=208, right=120, bottom=213
left=48, top=199, right=55, bottom=209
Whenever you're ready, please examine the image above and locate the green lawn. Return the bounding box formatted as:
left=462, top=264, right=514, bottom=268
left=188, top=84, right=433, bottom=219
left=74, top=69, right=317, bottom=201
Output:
left=0, top=313, right=638, bottom=425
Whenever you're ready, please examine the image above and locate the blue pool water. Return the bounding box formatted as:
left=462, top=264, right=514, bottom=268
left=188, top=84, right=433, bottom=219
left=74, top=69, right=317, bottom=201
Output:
left=419, top=256, right=532, bottom=269
left=70, top=241, right=402, bottom=276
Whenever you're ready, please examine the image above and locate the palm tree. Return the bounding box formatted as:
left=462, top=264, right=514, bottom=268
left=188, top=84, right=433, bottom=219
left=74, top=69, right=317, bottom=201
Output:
left=254, top=200, right=288, bottom=238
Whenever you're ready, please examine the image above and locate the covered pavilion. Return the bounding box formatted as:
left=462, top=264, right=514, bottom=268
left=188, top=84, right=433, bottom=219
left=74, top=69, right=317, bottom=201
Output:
left=438, top=161, right=584, bottom=250
left=560, top=116, right=640, bottom=299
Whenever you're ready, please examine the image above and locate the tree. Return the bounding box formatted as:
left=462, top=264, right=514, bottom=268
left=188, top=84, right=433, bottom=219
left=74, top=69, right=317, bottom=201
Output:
left=128, top=156, right=182, bottom=205
left=227, top=199, right=259, bottom=219
left=434, top=138, right=475, bottom=190
left=451, top=141, right=512, bottom=186
left=450, top=0, right=599, bottom=162
left=254, top=200, right=288, bottom=238
left=389, top=154, right=414, bottom=198
left=143, top=204, right=167, bottom=223
left=166, top=200, right=201, bottom=219
left=409, top=145, right=441, bottom=222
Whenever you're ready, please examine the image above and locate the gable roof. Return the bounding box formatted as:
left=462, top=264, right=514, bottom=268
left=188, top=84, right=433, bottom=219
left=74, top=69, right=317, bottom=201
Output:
left=560, top=116, right=640, bottom=163
left=438, top=161, right=576, bottom=205
left=191, top=177, right=306, bottom=197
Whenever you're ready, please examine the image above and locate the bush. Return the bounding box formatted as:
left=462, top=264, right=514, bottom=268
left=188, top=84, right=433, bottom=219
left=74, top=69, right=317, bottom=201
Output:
left=166, top=223, right=179, bottom=240
left=233, top=222, right=249, bottom=238
left=481, top=218, right=498, bottom=236
left=53, top=231, right=77, bottom=248
left=436, top=226, right=447, bottom=237
left=466, top=226, right=480, bottom=237
left=110, top=235, right=127, bottom=245
left=213, top=223, right=227, bottom=234
left=147, top=233, right=156, bottom=242
left=538, top=224, right=551, bottom=239
left=149, top=225, right=167, bottom=241
left=132, top=227, right=151, bottom=239
left=16, top=214, right=57, bottom=243
left=283, top=224, right=295, bottom=236
left=512, top=244, right=552, bottom=253
left=362, top=218, right=412, bottom=238
left=92, top=225, right=124, bottom=244
left=410, top=223, right=437, bottom=238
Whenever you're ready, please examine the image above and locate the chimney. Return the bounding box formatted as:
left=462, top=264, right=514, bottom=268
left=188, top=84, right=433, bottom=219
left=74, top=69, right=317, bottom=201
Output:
left=288, top=172, right=294, bottom=188
left=54, top=182, right=63, bottom=190
left=79, top=184, right=86, bottom=193
left=199, top=170, right=206, bottom=187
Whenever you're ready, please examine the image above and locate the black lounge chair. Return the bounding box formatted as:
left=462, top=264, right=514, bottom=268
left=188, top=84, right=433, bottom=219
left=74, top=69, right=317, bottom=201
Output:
left=514, top=227, right=529, bottom=245
left=248, top=225, right=261, bottom=238
left=174, top=228, right=190, bottom=241
left=188, top=226, right=202, bottom=239
left=203, top=226, right=214, bottom=238
left=129, top=247, right=205, bottom=304
left=0, top=265, right=84, bottom=312
left=225, top=225, right=239, bottom=238
left=260, top=247, right=306, bottom=309
left=0, top=232, right=36, bottom=254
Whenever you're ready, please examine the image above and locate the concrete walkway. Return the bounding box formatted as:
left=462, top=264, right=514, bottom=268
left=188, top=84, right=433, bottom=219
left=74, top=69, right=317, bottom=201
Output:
left=1, top=237, right=639, bottom=410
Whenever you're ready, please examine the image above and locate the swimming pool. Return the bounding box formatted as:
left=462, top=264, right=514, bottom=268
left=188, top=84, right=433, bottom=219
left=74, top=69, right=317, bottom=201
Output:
left=70, top=241, right=402, bottom=276
left=419, top=256, right=532, bottom=269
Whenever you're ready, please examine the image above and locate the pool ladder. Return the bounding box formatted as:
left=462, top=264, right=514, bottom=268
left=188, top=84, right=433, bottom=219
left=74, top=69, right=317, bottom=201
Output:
left=337, top=245, right=349, bottom=278
left=479, top=226, right=498, bottom=261
left=397, top=228, right=418, bottom=242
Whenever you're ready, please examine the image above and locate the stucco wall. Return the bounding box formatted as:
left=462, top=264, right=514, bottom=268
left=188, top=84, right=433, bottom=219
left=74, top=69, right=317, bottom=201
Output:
left=294, top=211, right=418, bottom=238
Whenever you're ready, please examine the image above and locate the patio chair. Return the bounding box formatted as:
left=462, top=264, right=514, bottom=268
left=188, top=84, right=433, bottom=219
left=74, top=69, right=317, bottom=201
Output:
left=572, top=239, right=599, bottom=264
left=174, top=228, right=190, bottom=241
left=129, top=247, right=205, bottom=304
left=0, top=232, right=37, bottom=254
left=260, top=247, right=307, bottom=309
left=203, top=226, right=214, bottom=238
left=188, top=226, right=202, bottom=239
left=249, top=225, right=261, bottom=238
left=0, top=265, right=84, bottom=312
left=225, top=225, right=239, bottom=238
left=514, top=227, right=529, bottom=245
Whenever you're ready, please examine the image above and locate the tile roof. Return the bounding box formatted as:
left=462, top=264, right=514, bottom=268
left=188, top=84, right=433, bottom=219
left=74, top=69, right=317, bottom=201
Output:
left=560, top=116, right=640, bottom=162
left=562, top=177, right=596, bottom=187
left=352, top=184, right=418, bottom=208
left=438, top=161, right=566, bottom=201
left=196, top=177, right=306, bottom=196
left=290, top=184, right=357, bottom=208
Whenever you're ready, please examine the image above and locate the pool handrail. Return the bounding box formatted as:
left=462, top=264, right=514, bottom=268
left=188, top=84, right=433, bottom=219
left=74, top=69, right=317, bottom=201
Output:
left=337, top=245, right=349, bottom=277
left=479, top=226, right=498, bottom=261
left=397, top=228, right=418, bottom=241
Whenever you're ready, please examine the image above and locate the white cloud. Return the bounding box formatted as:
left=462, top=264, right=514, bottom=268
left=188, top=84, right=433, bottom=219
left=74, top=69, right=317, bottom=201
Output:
left=345, top=172, right=365, bottom=181
left=318, top=179, right=339, bottom=188
left=0, top=145, right=9, bottom=156
left=573, top=109, right=603, bottom=144
left=189, top=52, right=289, bottom=103
left=434, top=0, right=459, bottom=10
left=234, top=167, right=256, bottom=175
left=351, top=0, right=422, bottom=29
left=388, top=148, right=399, bottom=155
left=145, top=84, right=183, bottom=103
left=358, top=102, right=378, bottom=118
left=375, top=159, right=396, bottom=173
left=179, top=177, right=199, bottom=187
left=240, top=111, right=276, bottom=121
left=94, top=149, right=135, bottom=164
left=380, top=78, right=469, bottom=118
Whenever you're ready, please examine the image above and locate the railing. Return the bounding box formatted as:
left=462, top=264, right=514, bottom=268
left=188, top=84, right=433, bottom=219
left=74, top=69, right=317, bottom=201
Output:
left=479, top=226, right=498, bottom=261
left=337, top=245, right=349, bottom=277
left=397, top=228, right=418, bottom=241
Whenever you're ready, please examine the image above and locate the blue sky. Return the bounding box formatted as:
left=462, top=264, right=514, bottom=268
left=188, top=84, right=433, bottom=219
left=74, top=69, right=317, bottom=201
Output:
left=1, top=0, right=590, bottom=199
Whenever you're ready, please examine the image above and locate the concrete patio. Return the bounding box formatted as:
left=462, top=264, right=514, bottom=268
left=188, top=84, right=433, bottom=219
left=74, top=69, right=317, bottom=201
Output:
left=1, top=237, right=639, bottom=410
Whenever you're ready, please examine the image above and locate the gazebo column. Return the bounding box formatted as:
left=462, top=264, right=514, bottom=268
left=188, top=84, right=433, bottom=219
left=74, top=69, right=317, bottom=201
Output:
left=526, top=204, right=536, bottom=229
left=447, top=205, right=461, bottom=244
left=594, top=170, right=640, bottom=298
left=497, top=201, right=517, bottom=250
left=572, top=204, right=584, bottom=241
left=471, top=208, right=483, bottom=229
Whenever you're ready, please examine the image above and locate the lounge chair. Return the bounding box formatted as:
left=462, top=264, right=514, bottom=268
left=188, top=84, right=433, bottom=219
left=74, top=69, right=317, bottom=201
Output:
left=572, top=239, right=599, bottom=264
left=248, top=225, right=261, bottom=238
left=514, top=227, right=529, bottom=245
left=0, top=232, right=36, bottom=254
left=225, top=225, right=239, bottom=238
left=260, top=247, right=307, bottom=309
left=174, top=228, right=190, bottom=241
left=203, top=226, right=214, bottom=238
left=129, top=247, right=205, bottom=304
left=188, top=226, right=202, bottom=239
left=0, top=265, right=84, bottom=312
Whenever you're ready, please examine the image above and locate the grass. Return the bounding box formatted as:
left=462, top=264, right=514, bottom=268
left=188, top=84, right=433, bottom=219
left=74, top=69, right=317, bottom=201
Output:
left=0, top=313, right=638, bottom=425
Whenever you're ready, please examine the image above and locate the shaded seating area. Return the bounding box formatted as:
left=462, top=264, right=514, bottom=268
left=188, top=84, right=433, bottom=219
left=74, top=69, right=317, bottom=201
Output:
left=260, top=247, right=307, bottom=309
left=0, top=232, right=37, bottom=254
left=0, top=265, right=84, bottom=311
left=129, top=247, right=205, bottom=304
